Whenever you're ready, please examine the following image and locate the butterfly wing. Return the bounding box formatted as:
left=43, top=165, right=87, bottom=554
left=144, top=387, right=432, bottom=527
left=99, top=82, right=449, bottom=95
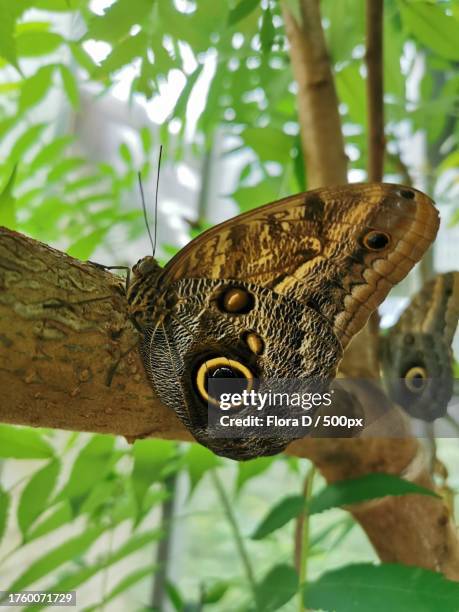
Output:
left=141, top=278, right=343, bottom=459
left=163, top=183, right=439, bottom=348
left=381, top=271, right=459, bottom=420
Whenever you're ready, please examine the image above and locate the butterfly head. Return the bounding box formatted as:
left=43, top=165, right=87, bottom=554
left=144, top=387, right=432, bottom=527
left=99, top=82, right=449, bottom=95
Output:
left=127, top=256, right=165, bottom=331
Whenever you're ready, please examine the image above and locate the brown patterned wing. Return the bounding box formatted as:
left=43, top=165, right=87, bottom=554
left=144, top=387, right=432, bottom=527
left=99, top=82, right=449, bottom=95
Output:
left=390, top=271, right=459, bottom=347
left=163, top=183, right=439, bottom=348
left=381, top=271, right=459, bottom=420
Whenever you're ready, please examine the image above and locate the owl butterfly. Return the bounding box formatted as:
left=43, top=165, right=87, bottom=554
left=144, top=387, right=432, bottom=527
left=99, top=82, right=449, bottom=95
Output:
left=380, top=271, right=459, bottom=421
left=127, top=183, right=439, bottom=460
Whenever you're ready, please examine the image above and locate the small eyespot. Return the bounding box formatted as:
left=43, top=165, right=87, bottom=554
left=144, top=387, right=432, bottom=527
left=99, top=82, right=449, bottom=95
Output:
left=361, top=230, right=391, bottom=251
left=404, top=366, right=428, bottom=394
left=400, top=189, right=415, bottom=200
left=244, top=332, right=264, bottom=355
left=195, top=357, right=254, bottom=405
left=219, top=287, right=254, bottom=314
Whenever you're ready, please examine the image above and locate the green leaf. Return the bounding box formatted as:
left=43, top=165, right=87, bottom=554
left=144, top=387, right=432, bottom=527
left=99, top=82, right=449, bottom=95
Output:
left=27, top=501, right=73, bottom=542
left=0, top=487, right=10, bottom=544
left=170, top=64, right=204, bottom=124
left=18, top=459, right=60, bottom=539
left=85, top=565, right=157, bottom=611
left=105, top=528, right=164, bottom=567
left=306, top=563, right=459, bottom=612
left=0, top=0, right=21, bottom=72
left=251, top=495, right=304, bottom=540
left=57, top=435, right=116, bottom=509
left=96, top=31, right=148, bottom=76
left=132, top=439, right=176, bottom=519
left=184, top=444, right=221, bottom=496
left=256, top=564, right=298, bottom=612
left=0, top=166, right=17, bottom=228
left=308, top=473, right=439, bottom=515
left=0, top=425, right=54, bottom=459
left=59, top=64, right=79, bottom=108
left=260, top=7, right=275, bottom=53
left=119, top=142, right=132, bottom=166
left=336, top=62, right=367, bottom=128
left=398, top=0, right=459, bottom=61
left=10, top=122, right=47, bottom=163
left=86, top=0, right=152, bottom=43
left=21, top=529, right=164, bottom=612
left=228, top=0, right=260, bottom=26
left=47, top=157, right=85, bottom=182
left=202, top=579, right=230, bottom=604
left=29, top=135, right=73, bottom=172
left=166, top=581, right=185, bottom=611
left=16, top=30, right=63, bottom=57
left=19, top=65, right=54, bottom=114
left=6, top=526, right=103, bottom=593
left=140, top=126, right=152, bottom=154
left=66, top=227, right=110, bottom=260
left=242, top=126, right=292, bottom=163
left=236, top=456, right=275, bottom=493
left=69, top=41, right=97, bottom=74
left=232, top=177, right=282, bottom=213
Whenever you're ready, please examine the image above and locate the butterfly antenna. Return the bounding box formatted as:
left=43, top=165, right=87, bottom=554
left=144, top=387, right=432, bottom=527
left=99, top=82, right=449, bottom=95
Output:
left=153, top=144, right=163, bottom=257
left=137, top=144, right=162, bottom=256
left=137, top=171, right=154, bottom=255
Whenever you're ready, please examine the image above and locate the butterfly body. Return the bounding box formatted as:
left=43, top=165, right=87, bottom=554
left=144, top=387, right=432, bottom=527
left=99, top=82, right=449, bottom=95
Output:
left=128, top=183, right=439, bottom=459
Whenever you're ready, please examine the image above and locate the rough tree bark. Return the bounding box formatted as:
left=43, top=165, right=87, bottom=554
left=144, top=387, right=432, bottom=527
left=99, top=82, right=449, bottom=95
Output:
left=0, top=0, right=458, bottom=583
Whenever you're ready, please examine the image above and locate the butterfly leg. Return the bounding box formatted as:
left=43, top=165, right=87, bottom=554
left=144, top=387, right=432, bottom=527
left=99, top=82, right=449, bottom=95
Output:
left=87, top=260, right=131, bottom=291
left=105, top=340, right=140, bottom=387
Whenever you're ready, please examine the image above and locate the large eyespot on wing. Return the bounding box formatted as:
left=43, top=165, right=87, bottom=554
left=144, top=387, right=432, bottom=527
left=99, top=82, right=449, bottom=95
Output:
left=194, top=356, right=255, bottom=407
left=161, top=183, right=439, bottom=350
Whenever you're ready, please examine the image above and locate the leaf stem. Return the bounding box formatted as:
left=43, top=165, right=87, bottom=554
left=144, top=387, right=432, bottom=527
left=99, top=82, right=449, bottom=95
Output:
left=210, top=469, right=257, bottom=600
left=297, top=465, right=315, bottom=612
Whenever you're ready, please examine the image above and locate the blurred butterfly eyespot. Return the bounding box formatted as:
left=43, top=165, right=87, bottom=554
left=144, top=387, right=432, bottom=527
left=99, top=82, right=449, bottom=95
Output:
left=404, top=366, right=428, bottom=394
left=195, top=357, right=254, bottom=405
left=219, top=287, right=254, bottom=314
left=361, top=230, right=391, bottom=251
left=399, top=189, right=415, bottom=200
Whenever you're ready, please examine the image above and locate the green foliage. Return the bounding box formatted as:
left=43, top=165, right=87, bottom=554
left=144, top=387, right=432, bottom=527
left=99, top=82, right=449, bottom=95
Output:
left=0, top=488, right=9, bottom=545
left=0, top=426, right=54, bottom=459
left=251, top=474, right=438, bottom=540
left=17, top=459, right=60, bottom=540
left=255, top=564, right=299, bottom=611
left=306, top=563, right=459, bottom=612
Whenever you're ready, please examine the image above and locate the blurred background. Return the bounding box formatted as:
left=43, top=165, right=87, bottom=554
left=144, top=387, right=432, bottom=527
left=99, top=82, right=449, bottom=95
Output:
left=0, top=0, right=458, bottom=610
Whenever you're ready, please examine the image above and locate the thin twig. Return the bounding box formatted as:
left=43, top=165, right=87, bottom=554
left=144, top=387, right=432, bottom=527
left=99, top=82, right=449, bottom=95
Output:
left=297, top=465, right=315, bottom=612
left=365, top=0, right=385, bottom=182
left=210, top=469, right=257, bottom=600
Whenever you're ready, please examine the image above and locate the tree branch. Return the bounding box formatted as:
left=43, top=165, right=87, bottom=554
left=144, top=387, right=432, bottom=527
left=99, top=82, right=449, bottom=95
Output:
left=0, top=227, right=188, bottom=443
left=282, top=0, right=347, bottom=188
left=365, top=0, right=385, bottom=181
